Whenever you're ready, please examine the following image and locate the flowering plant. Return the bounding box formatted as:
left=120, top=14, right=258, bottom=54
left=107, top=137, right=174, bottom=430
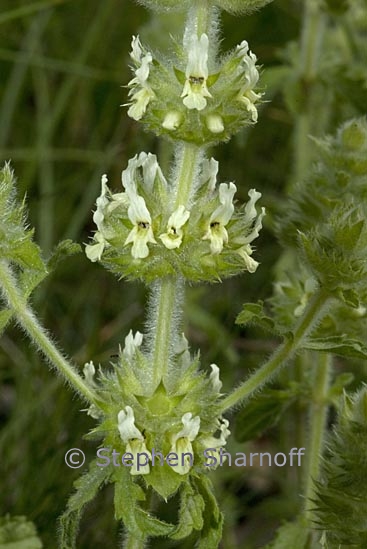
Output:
left=0, top=0, right=367, bottom=547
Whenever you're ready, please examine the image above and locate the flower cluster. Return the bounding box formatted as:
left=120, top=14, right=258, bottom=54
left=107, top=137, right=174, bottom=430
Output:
left=85, top=329, right=230, bottom=497
left=85, top=153, right=265, bottom=282
left=125, top=32, right=263, bottom=145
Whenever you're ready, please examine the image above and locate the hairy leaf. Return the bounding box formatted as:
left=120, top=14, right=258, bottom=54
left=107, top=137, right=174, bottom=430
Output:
left=236, top=301, right=277, bottom=334
left=305, top=335, right=367, bottom=360
left=59, top=460, right=109, bottom=549
left=193, top=476, right=223, bottom=549
left=171, top=481, right=205, bottom=540
left=114, top=467, right=173, bottom=539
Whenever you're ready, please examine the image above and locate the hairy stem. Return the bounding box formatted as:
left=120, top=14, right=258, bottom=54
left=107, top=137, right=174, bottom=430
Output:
left=123, top=534, right=147, bottom=549
left=220, top=289, right=330, bottom=412
left=185, top=0, right=216, bottom=39
left=304, top=352, right=331, bottom=518
left=0, top=260, right=97, bottom=404
left=145, top=0, right=211, bottom=399
left=148, top=139, right=202, bottom=387
left=173, top=143, right=202, bottom=208
left=150, top=276, right=184, bottom=386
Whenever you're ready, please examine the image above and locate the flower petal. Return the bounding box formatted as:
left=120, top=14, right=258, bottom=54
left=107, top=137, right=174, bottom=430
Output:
left=117, top=406, right=143, bottom=442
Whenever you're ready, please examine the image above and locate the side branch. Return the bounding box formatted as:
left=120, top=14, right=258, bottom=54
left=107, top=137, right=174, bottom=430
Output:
left=220, top=289, right=331, bottom=412
left=0, top=260, right=98, bottom=405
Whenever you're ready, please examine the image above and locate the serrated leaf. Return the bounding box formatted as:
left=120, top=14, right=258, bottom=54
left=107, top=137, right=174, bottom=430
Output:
left=264, top=517, right=309, bottom=548
left=305, top=335, right=367, bottom=360
left=236, top=301, right=277, bottom=333
left=193, top=476, right=223, bottom=549
left=10, top=239, right=45, bottom=271
left=59, top=460, right=109, bottom=549
left=234, top=388, right=296, bottom=443
left=0, top=163, right=48, bottom=297
left=114, top=467, right=173, bottom=539
left=171, top=481, right=205, bottom=540
left=47, top=239, right=82, bottom=271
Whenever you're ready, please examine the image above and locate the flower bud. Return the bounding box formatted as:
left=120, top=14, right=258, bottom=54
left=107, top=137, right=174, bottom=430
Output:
left=162, top=111, right=182, bottom=131
left=206, top=114, right=225, bottom=134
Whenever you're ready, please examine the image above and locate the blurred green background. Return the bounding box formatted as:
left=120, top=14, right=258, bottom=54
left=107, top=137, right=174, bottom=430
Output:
left=0, top=0, right=339, bottom=547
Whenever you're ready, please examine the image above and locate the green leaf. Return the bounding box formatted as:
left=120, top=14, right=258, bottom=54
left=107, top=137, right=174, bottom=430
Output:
left=234, top=388, right=297, bottom=443
left=171, top=481, right=205, bottom=540
left=114, top=467, right=173, bottom=539
left=18, top=268, right=48, bottom=299
left=236, top=301, right=277, bottom=333
left=59, top=460, right=109, bottom=549
left=305, top=335, right=367, bottom=360
left=10, top=239, right=45, bottom=272
left=0, top=163, right=48, bottom=296
left=265, top=516, right=309, bottom=548
left=144, top=461, right=182, bottom=500
left=193, top=476, right=223, bottom=549
left=0, top=515, right=43, bottom=548
left=47, top=239, right=82, bottom=271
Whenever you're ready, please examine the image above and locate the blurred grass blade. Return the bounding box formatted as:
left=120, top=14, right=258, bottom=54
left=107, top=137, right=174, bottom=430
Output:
left=0, top=0, right=72, bottom=25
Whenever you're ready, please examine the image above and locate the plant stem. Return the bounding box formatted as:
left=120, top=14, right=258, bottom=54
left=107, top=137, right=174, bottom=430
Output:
left=123, top=534, right=146, bottom=549
left=149, top=141, right=202, bottom=388
left=220, top=289, right=330, bottom=413
left=195, top=0, right=211, bottom=36
left=173, top=143, right=202, bottom=208
left=150, top=276, right=184, bottom=387
left=304, top=352, right=331, bottom=518
left=293, top=0, right=326, bottom=184
left=185, top=0, right=215, bottom=38
left=0, top=260, right=98, bottom=404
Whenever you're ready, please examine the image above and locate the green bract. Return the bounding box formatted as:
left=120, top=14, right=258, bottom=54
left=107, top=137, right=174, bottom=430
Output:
left=314, top=388, right=367, bottom=548
left=299, top=206, right=367, bottom=295
left=275, top=119, right=367, bottom=300
left=277, top=118, right=367, bottom=249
